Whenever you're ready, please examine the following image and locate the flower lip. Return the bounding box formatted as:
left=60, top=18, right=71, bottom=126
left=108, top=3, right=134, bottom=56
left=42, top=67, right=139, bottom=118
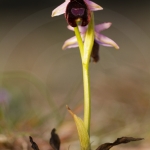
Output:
left=65, top=0, right=91, bottom=27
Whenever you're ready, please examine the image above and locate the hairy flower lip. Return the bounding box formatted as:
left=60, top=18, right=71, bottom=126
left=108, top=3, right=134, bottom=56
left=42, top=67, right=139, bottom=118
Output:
left=62, top=22, right=119, bottom=50
left=65, top=0, right=91, bottom=27
left=51, top=0, right=103, bottom=17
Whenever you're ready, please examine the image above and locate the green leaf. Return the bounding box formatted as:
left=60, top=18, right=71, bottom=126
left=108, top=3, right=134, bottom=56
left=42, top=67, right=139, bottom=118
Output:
left=67, top=106, right=90, bottom=150
left=83, top=12, right=95, bottom=64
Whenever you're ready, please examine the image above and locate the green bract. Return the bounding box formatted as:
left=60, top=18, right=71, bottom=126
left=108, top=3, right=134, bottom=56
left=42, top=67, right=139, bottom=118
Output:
left=67, top=106, right=90, bottom=150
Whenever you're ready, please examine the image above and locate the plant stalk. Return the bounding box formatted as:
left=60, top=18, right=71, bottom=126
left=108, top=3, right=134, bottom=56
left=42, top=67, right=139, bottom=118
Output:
left=74, top=20, right=93, bottom=136
left=74, top=24, right=84, bottom=58
left=82, top=62, right=91, bottom=135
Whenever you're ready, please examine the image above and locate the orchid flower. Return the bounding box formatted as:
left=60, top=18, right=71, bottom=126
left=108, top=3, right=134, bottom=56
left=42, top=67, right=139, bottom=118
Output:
left=62, top=22, right=119, bottom=62
left=52, top=0, right=103, bottom=27
left=51, top=1, right=120, bottom=148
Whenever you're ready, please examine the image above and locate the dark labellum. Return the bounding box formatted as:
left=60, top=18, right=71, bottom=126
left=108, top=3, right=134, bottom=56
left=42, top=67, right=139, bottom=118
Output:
left=65, top=0, right=91, bottom=27
left=91, top=40, right=100, bottom=62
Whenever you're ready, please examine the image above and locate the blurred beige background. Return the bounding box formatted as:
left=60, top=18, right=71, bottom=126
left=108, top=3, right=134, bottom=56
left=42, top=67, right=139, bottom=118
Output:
left=0, top=0, right=150, bottom=149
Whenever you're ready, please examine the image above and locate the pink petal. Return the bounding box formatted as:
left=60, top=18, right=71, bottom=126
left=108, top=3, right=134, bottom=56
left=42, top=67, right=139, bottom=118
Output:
left=85, top=0, right=103, bottom=11
left=67, top=25, right=87, bottom=33
left=79, top=25, right=87, bottom=33
left=67, top=25, right=74, bottom=31
left=62, top=34, right=85, bottom=49
left=95, top=22, right=112, bottom=32
left=62, top=36, right=78, bottom=50
left=95, top=32, right=119, bottom=49
left=63, top=43, right=79, bottom=49
left=51, top=1, right=68, bottom=17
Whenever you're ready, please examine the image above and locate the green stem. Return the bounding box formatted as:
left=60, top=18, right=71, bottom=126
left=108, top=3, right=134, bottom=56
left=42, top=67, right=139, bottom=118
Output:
left=82, top=13, right=94, bottom=136
left=74, top=15, right=94, bottom=137
left=82, top=62, right=91, bottom=135
left=74, top=26, right=84, bottom=58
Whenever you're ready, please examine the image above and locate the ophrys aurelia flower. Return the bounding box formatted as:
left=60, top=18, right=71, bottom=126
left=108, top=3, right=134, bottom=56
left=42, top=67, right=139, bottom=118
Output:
left=52, top=0, right=103, bottom=27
